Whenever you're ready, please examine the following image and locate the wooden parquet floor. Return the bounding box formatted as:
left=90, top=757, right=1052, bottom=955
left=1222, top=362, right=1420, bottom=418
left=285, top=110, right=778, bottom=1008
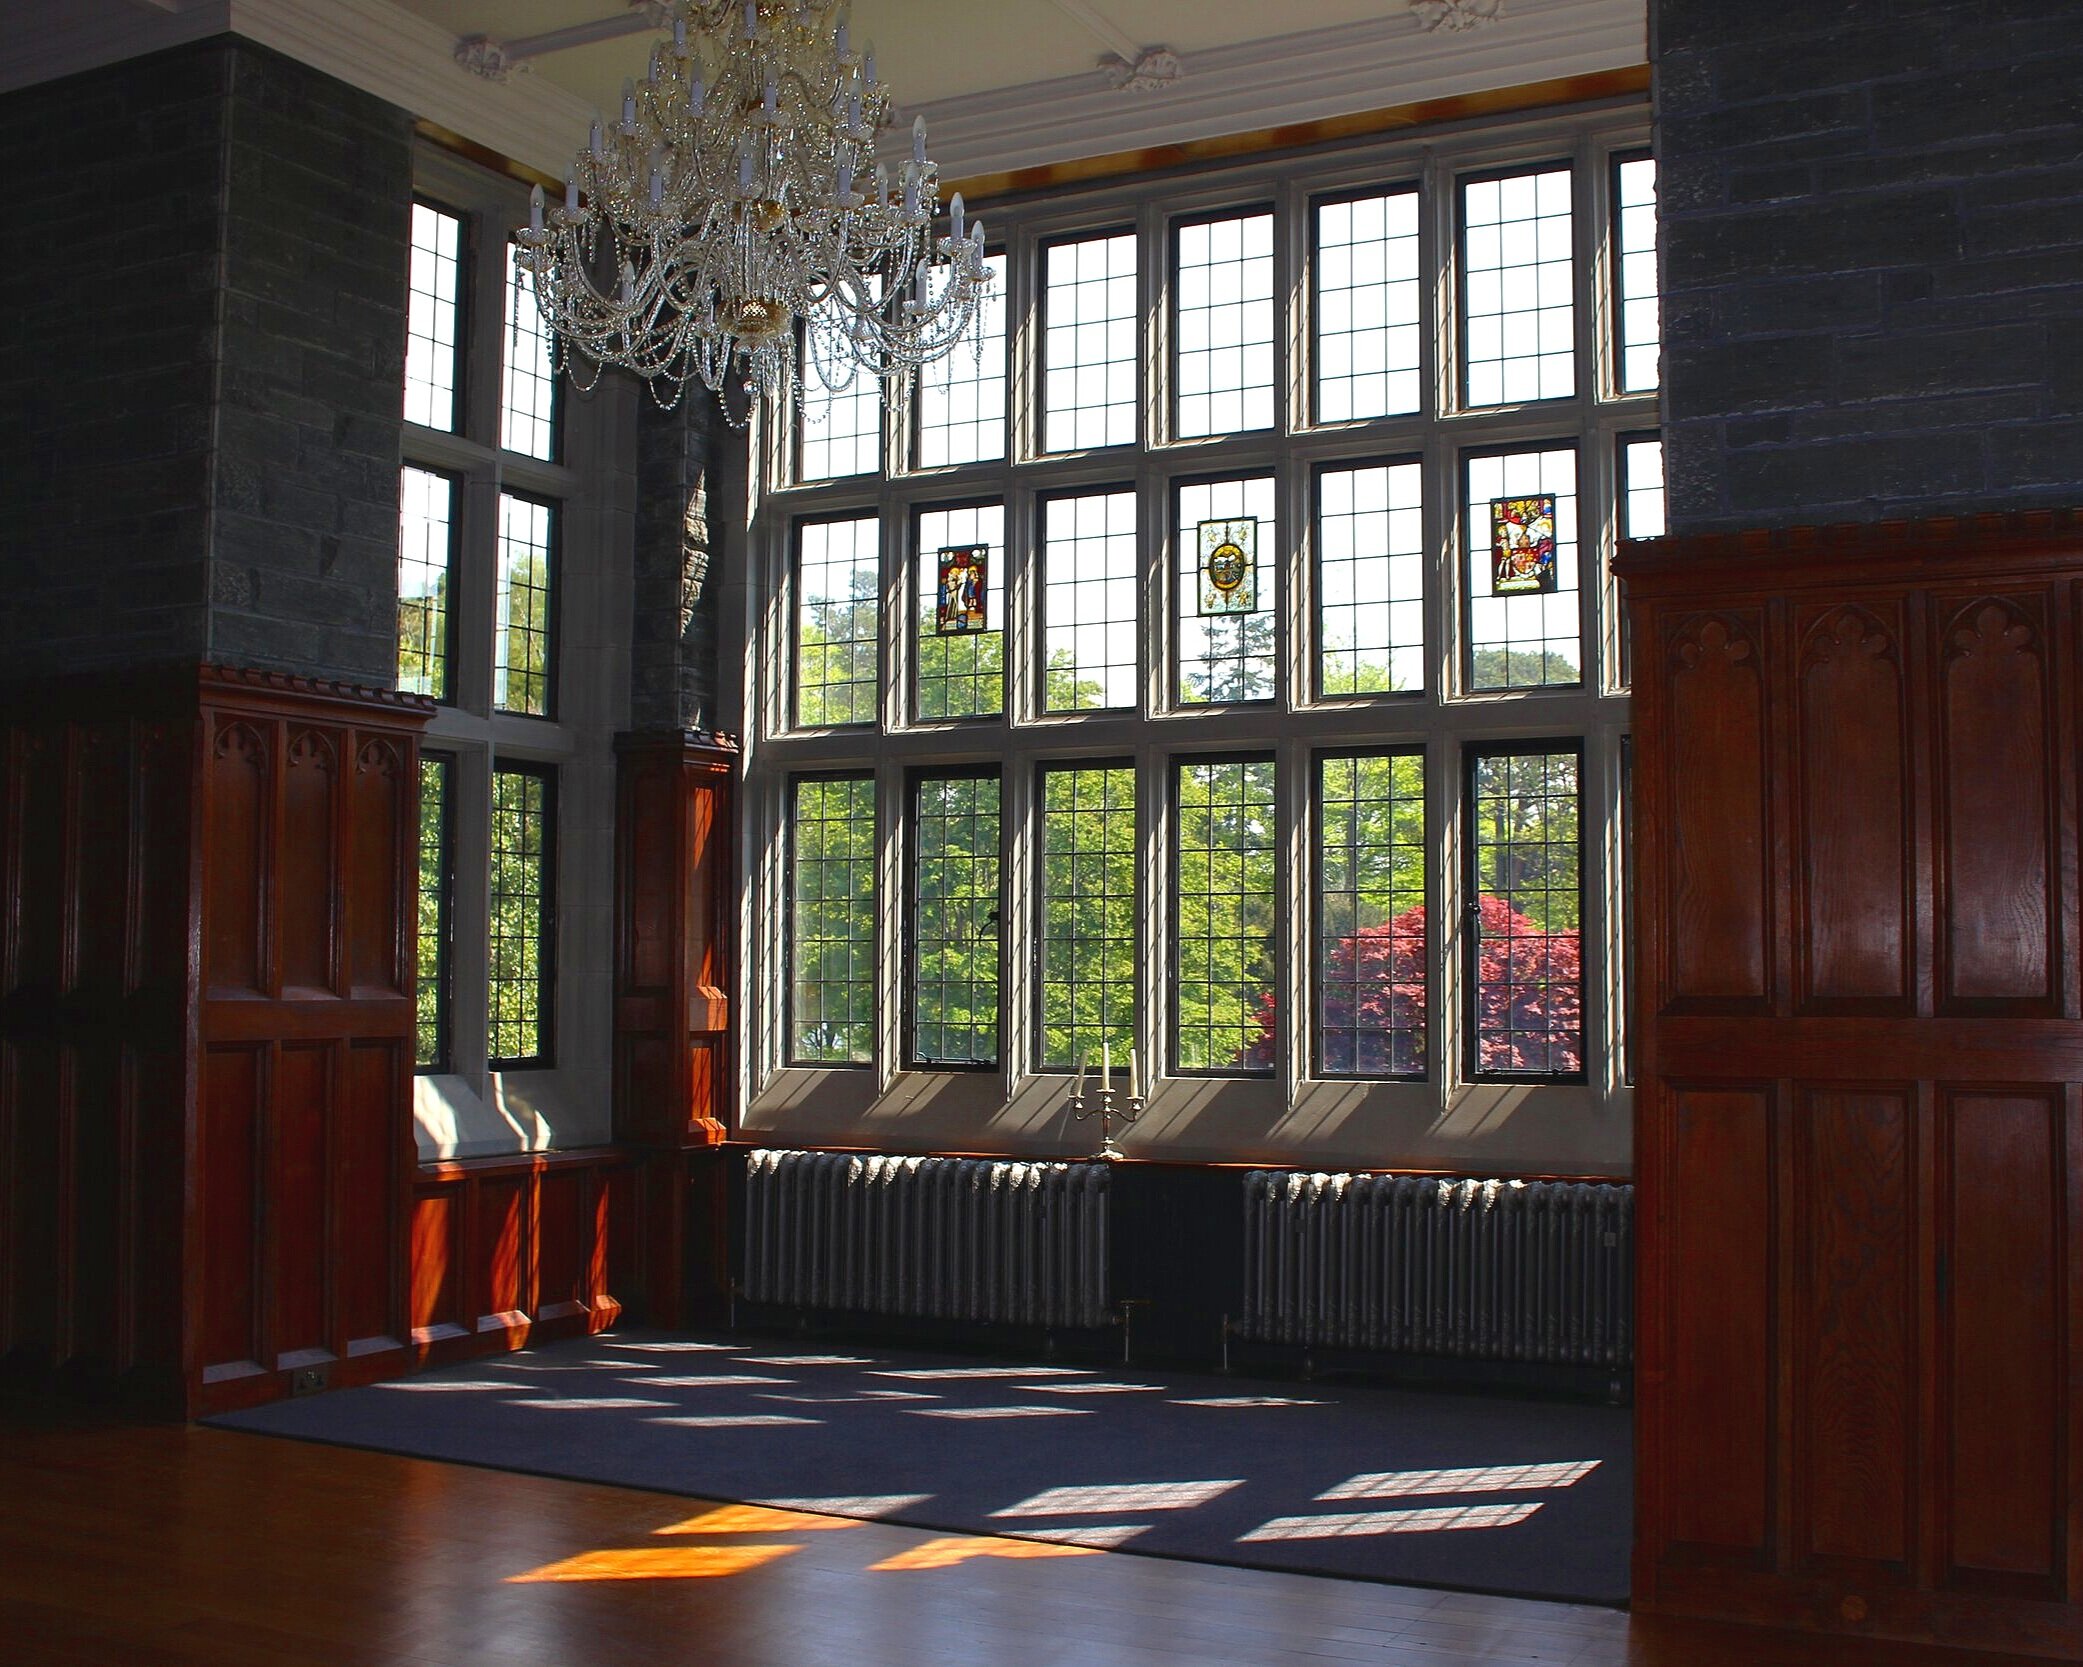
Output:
left=0, top=1410, right=2047, bottom=1667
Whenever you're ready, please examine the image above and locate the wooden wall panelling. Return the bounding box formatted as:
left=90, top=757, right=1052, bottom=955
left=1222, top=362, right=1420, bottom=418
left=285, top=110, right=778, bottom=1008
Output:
left=408, top=1150, right=638, bottom=1369
left=1662, top=610, right=1773, bottom=1010
left=191, top=668, right=432, bottom=1413
left=612, top=732, right=738, bottom=1151
left=1794, top=601, right=1916, bottom=1011
left=1620, top=511, right=2083, bottom=1657
left=1934, top=591, right=2062, bottom=1013
left=613, top=731, right=738, bottom=1330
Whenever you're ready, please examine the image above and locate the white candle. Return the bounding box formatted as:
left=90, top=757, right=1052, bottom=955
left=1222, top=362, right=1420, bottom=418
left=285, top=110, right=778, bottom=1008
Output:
left=621, top=79, right=636, bottom=131
left=1072, top=1052, right=1086, bottom=1100
left=1102, top=1036, right=1111, bottom=1080
left=949, top=192, right=964, bottom=242
left=912, top=114, right=927, bottom=165
left=1127, top=1046, right=1139, bottom=1100
left=565, top=177, right=578, bottom=214
left=528, top=184, right=543, bottom=234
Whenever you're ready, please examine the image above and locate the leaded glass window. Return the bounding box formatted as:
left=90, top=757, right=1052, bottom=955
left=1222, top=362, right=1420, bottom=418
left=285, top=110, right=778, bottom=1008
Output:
left=405, top=201, right=463, bottom=431
left=494, top=492, right=555, bottom=717
left=488, top=765, right=554, bottom=1066
left=416, top=753, right=453, bottom=1072
left=1173, top=209, right=1276, bottom=438
left=1041, top=489, right=1138, bottom=712
left=397, top=465, right=455, bottom=701
left=914, top=500, right=1005, bottom=721
left=1316, top=751, right=1425, bottom=1076
left=1316, top=460, right=1424, bottom=697
left=1174, top=758, right=1278, bottom=1073
left=1468, top=746, right=1582, bottom=1078
left=917, top=252, right=1007, bottom=467
left=1042, top=231, right=1138, bottom=452
left=789, top=775, right=876, bottom=1065
left=1613, top=154, right=1660, bottom=395
left=1176, top=475, right=1277, bottom=704
left=1038, top=764, right=1136, bottom=1070
left=1465, top=445, right=1580, bottom=689
left=795, top=515, right=881, bottom=726
left=1314, top=187, right=1421, bottom=423
left=909, top=771, right=1001, bottom=1066
left=1461, top=165, right=1575, bottom=407
left=501, top=241, right=558, bottom=460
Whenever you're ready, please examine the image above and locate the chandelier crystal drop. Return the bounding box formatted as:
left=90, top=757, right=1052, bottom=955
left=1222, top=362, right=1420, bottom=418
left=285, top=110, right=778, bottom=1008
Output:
left=515, top=0, right=991, bottom=415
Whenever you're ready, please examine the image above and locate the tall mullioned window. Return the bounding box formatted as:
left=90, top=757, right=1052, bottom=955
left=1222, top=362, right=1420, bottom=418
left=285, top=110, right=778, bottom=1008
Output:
left=400, top=151, right=585, bottom=1094
left=755, top=110, right=1649, bottom=1124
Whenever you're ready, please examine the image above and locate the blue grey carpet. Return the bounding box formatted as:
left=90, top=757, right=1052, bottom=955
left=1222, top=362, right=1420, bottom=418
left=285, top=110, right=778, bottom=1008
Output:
left=208, top=1332, right=1631, bottom=1605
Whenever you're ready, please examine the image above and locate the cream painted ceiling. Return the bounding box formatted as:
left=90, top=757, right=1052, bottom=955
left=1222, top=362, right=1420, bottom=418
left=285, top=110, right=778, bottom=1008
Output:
left=388, top=0, right=1416, bottom=114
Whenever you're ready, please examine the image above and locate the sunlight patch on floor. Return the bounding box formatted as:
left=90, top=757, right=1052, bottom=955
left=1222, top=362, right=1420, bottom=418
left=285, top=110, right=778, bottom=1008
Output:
left=907, top=1404, right=1096, bottom=1419
left=991, top=1480, right=1241, bottom=1516
left=870, top=1366, right=1090, bottom=1380
left=868, top=1536, right=1104, bottom=1571
left=1318, top=1460, right=1599, bottom=1501
left=753, top=1493, right=934, bottom=1517
left=1170, top=1395, right=1327, bottom=1408
left=1241, top=1502, right=1542, bottom=1541
left=644, top=1413, right=823, bottom=1428
left=509, top=1544, right=801, bottom=1582
left=657, top=1504, right=865, bottom=1535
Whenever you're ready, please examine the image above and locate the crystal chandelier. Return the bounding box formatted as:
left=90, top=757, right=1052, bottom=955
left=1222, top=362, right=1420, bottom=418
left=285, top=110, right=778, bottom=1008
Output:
left=515, top=0, right=991, bottom=413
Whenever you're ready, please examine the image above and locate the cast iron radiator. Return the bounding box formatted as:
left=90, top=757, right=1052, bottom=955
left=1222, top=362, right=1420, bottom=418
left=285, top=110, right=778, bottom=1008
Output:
left=741, top=1149, right=1112, bottom=1329
left=1238, top=1170, right=1634, bottom=1367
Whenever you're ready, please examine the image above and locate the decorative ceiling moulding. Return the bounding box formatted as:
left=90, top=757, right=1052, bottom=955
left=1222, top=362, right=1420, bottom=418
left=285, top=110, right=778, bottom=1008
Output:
left=1411, top=0, right=1506, bottom=32
left=921, top=0, right=1641, bottom=181
left=0, top=0, right=594, bottom=180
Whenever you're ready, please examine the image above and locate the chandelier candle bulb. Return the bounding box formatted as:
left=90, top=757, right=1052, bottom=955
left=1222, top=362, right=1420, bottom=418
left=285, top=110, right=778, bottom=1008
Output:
left=912, top=114, right=927, bottom=164
left=529, top=184, right=544, bottom=234
left=564, top=177, right=578, bottom=214
left=621, top=79, right=636, bottom=131
left=674, top=16, right=687, bottom=52
left=949, top=192, right=964, bottom=241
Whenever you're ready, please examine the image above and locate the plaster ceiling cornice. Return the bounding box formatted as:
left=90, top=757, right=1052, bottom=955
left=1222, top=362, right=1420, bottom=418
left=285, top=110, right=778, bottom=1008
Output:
left=1, top=0, right=1644, bottom=187
left=923, top=0, right=1644, bottom=181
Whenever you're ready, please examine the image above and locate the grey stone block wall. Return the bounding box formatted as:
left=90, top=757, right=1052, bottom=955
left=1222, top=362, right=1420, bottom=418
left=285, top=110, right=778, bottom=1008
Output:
left=210, top=44, right=411, bottom=686
left=0, top=38, right=410, bottom=685
left=1656, top=0, right=2083, bottom=531
left=631, top=392, right=727, bottom=734
left=0, top=44, right=229, bottom=670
